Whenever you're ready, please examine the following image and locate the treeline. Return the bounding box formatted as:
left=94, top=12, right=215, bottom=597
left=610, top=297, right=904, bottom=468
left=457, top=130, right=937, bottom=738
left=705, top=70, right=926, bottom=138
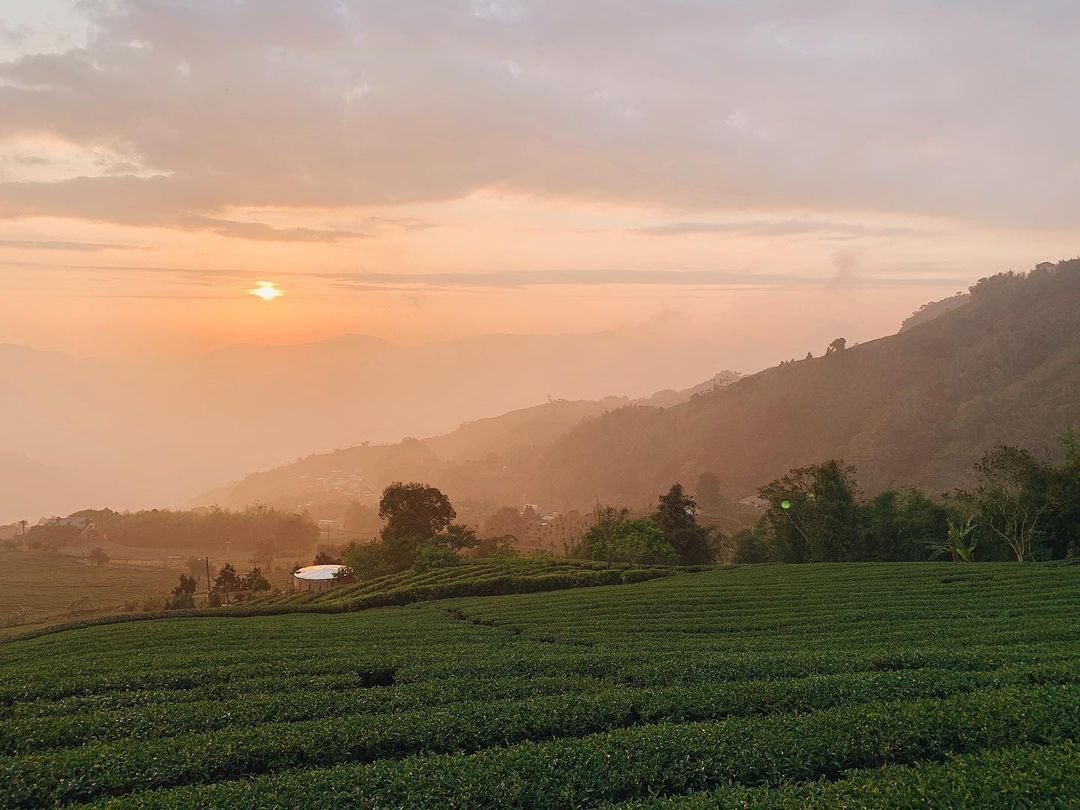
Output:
left=732, top=434, right=1080, bottom=563
left=66, top=506, right=319, bottom=551
left=574, top=484, right=715, bottom=566
left=336, top=480, right=718, bottom=581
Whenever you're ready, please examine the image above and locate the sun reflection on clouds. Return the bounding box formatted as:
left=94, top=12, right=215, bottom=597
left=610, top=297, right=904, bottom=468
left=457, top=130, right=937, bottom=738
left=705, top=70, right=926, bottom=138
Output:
left=247, top=280, right=283, bottom=300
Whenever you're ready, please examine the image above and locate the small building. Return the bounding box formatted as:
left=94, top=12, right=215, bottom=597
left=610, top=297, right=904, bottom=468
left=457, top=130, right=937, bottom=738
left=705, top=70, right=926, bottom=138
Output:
left=292, top=564, right=351, bottom=593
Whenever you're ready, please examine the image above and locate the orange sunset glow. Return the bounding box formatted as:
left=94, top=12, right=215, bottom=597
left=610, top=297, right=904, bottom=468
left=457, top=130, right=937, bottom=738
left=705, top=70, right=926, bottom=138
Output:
left=1, top=5, right=1078, bottom=802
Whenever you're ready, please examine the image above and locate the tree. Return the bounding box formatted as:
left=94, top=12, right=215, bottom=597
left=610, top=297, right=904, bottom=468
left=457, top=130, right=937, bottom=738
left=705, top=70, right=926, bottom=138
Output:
left=412, top=543, right=463, bottom=572
left=379, top=482, right=456, bottom=542
left=1042, top=430, right=1080, bottom=559
left=313, top=548, right=342, bottom=565
left=24, top=523, right=79, bottom=551
left=758, top=460, right=860, bottom=562
left=165, top=574, right=198, bottom=610
left=374, top=482, right=458, bottom=570
left=88, top=547, right=110, bottom=566
left=582, top=506, right=677, bottom=565
left=341, top=540, right=396, bottom=580
left=732, top=527, right=772, bottom=563
left=825, top=337, right=847, bottom=354
left=471, top=534, right=519, bottom=558
left=441, top=523, right=479, bottom=551
left=242, top=566, right=271, bottom=593
left=959, top=446, right=1054, bottom=562
left=653, top=483, right=711, bottom=564
left=481, top=505, right=542, bottom=547
left=858, top=488, right=952, bottom=561
left=212, top=562, right=243, bottom=599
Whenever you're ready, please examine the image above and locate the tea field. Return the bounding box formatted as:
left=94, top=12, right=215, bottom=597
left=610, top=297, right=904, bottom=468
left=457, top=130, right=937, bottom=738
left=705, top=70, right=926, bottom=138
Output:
left=0, top=562, right=1077, bottom=808
left=250, top=557, right=678, bottom=609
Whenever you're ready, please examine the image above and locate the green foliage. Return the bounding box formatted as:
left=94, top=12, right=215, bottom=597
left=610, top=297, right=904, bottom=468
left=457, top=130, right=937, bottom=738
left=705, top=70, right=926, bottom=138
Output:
left=749, top=442, right=1080, bottom=563
left=860, top=488, right=952, bottom=561
left=927, top=516, right=977, bottom=562
left=582, top=507, right=677, bottom=565
left=412, top=544, right=462, bottom=572
left=731, top=527, right=773, bottom=563
left=341, top=540, right=398, bottom=581
left=960, top=445, right=1054, bottom=562
left=758, top=460, right=861, bottom=562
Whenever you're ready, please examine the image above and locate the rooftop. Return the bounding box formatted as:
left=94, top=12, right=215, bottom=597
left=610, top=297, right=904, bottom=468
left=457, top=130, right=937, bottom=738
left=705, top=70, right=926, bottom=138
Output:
left=293, top=564, right=348, bottom=581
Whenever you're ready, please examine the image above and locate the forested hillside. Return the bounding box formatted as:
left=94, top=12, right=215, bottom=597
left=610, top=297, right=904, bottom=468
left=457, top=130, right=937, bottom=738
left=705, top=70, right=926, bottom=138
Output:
left=196, top=374, right=742, bottom=514
left=535, top=260, right=1080, bottom=508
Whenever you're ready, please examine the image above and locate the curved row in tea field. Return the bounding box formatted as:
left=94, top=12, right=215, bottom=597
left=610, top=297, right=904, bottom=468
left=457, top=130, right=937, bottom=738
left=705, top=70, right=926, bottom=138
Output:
left=0, top=562, right=1076, bottom=807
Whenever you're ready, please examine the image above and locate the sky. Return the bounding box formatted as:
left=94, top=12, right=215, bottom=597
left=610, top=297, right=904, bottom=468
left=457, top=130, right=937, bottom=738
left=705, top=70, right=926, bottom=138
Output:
left=1, top=0, right=1078, bottom=366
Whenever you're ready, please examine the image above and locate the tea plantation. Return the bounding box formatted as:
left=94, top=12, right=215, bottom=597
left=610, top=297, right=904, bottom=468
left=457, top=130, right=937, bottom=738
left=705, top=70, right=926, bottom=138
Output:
left=0, top=563, right=1077, bottom=808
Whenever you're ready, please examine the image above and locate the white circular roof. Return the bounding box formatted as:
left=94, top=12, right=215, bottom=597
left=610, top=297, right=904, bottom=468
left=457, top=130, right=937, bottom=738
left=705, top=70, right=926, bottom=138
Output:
left=293, top=564, right=348, bottom=581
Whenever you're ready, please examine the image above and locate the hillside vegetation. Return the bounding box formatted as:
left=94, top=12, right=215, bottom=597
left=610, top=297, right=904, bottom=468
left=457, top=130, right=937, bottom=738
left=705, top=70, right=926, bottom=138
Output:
left=0, top=563, right=1076, bottom=806
left=536, top=260, right=1080, bottom=507
left=203, top=372, right=742, bottom=514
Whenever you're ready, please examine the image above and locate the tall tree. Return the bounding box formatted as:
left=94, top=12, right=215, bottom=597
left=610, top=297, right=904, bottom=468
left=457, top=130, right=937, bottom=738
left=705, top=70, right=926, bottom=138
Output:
left=1043, top=430, right=1080, bottom=559
left=653, top=483, right=711, bottom=564
left=959, top=446, right=1054, bottom=562
left=379, top=482, right=456, bottom=542
left=758, top=460, right=861, bottom=562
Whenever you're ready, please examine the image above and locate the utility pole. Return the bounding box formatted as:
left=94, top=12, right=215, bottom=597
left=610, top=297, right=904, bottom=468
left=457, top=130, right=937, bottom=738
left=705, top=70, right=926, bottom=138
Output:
left=205, top=556, right=212, bottom=604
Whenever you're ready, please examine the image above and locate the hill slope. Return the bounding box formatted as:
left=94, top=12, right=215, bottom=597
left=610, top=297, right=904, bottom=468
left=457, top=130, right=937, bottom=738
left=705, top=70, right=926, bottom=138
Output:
left=0, top=332, right=737, bottom=522
left=0, top=563, right=1077, bottom=805
left=533, top=260, right=1080, bottom=507
left=197, top=372, right=742, bottom=512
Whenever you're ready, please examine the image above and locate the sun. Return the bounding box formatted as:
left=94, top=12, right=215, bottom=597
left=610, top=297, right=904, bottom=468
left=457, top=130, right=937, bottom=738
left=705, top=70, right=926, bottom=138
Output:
left=248, top=280, right=283, bottom=301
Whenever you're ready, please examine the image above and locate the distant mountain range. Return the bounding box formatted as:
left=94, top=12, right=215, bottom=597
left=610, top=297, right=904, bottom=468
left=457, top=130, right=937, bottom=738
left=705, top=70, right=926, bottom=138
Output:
left=189, top=371, right=743, bottom=513
left=0, top=330, right=739, bottom=522
left=204, top=260, right=1079, bottom=518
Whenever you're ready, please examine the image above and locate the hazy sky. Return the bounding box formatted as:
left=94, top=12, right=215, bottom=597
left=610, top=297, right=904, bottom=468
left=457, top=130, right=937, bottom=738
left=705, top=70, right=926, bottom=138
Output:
left=1, top=1, right=1077, bottom=365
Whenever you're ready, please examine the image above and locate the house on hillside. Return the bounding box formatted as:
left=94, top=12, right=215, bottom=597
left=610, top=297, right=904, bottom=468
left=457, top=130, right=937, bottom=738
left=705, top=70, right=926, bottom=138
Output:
left=738, top=495, right=769, bottom=511
left=292, top=564, right=352, bottom=593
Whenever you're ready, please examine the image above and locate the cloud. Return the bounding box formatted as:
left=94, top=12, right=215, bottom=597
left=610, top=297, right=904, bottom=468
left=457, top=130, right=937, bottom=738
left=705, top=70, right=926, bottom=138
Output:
left=323, top=268, right=969, bottom=290
left=631, top=220, right=934, bottom=238
left=0, top=0, right=1078, bottom=232
left=178, top=216, right=367, bottom=243
left=0, top=239, right=137, bottom=251
left=0, top=262, right=971, bottom=292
